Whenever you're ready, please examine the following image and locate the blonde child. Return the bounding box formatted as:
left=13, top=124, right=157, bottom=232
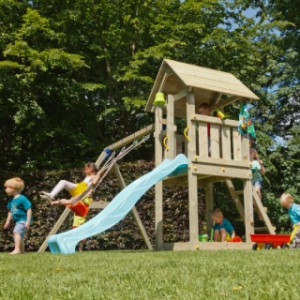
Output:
left=211, top=208, right=235, bottom=242
left=280, top=193, right=300, bottom=246
left=40, top=162, right=102, bottom=205
left=3, top=177, right=32, bottom=255
left=250, top=148, right=266, bottom=199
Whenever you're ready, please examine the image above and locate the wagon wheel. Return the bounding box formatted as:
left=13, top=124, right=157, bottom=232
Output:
left=252, top=243, right=258, bottom=251
left=281, top=244, right=289, bottom=249
left=265, top=243, right=274, bottom=250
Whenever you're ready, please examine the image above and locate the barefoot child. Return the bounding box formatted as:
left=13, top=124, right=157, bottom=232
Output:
left=41, top=162, right=102, bottom=205
left=250, top=148, right=266, bottom=200
left=211, top=208, right=235, bottom=242
left=280, top=193, right=300, bottom=247
left=3, top=177, right=32, bottom=255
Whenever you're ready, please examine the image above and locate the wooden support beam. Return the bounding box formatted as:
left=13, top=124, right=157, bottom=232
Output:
left=38, top=207, right=71, bottom=253
left=192, top=164, right=251, bottom=179
left=193, top=157, right=250, bottom=168
left=187, top=91, right=199, bottom=244
left=165, top=94, right=176, bottom=159
left=155, top=106, right=164, bottom=250
left=95, top=151, right=108, bottom=169
left=205, top=183, right=214, bottom=232
left=252, top=188, right=276, bottom=234
left=163, top=242, right=253, bottom=251
left=113, top=163, right=153, bottom=250
left=225, top=180, right=245, bottom=221
left=209, top=92, right=222, bottom=107
left=174, top=88, right=188, bottom=102
left=243, top=179, right=254, bottom=242
left=106, top=124, right=155, bottom=151
left=210, top=95, right=241, bottom=111
left=192, top=114, right=239, bottom=127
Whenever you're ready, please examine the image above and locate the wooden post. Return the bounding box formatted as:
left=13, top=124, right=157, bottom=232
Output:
left=244, top=179, right=254, bottom=241
left=252, top=188, right=275, bottom=234
left=205, top=183, right=214, bottom=233
left=154, top=106, right=164, bottom=250
left=165, top=95, right=176, bottom=159
left=186, top=91, right=199, bottom=244
left=38, top=207, right=71, bottom=253
left=113, top=163, right=153, bottom=250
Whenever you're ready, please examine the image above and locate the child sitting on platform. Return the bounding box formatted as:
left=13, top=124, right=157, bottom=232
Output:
left=211, top=208, right=235, bottom=242
left=40, top=162, right=102, bottom=206
left=280, top=192, right=300, bottom=247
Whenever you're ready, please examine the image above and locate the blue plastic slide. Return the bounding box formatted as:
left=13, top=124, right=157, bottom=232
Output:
left=48, top=154, right=189, bottom=254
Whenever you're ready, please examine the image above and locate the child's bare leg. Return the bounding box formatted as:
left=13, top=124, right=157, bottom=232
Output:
left=41, top=180, right=77, bottom=200
left=220, top=229, right=227, bottom=242
left=58, top=199, right=73, bottom=206
left=10, top=232, right=22, bottom=255
left=255, top=186, right=262, bottom=199
left=214, top=230, right=220, bottom=242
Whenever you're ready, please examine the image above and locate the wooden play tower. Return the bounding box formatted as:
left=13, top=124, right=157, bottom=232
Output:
left=145, top=59, right=275, bottom=250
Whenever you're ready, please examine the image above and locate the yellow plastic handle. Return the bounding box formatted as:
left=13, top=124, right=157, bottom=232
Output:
left=163, top=135, right=169, bottom=151
left=184, top=125, right=190, bottom=141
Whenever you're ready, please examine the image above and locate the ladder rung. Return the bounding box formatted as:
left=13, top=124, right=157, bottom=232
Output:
left=236, top=190, right=244, bottom=195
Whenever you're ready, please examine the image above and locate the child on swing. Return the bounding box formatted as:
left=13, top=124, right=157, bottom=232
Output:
left=40, top=162, right=102, bottom=206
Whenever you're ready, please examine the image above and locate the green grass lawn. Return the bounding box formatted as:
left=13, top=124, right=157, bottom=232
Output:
left=0, top=250, right=298, bottom=300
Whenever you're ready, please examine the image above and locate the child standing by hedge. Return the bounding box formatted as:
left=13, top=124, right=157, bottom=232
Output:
left=3, top=177, right=32, bottom=255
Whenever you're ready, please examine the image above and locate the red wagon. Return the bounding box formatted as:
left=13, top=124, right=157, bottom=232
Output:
left=250, top=234, right=291, bottom=250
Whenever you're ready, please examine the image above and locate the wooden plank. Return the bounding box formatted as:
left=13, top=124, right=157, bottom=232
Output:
left=211, top=95, right=241, bottom=110
left=192, top=114, right=239, bottom=127
left=38, top=207, right=71, bottom=253
left=210, top=124, right=220, bottom=159
left=179, top=74, right=257, bottom=99
left=187, top=92, right=199, bottom=244
left=163, top=242, right=253, bottom=251
left=205, top=183, right=214, bottom=232
left=232, top=128, right=242, bottom=161
left=192, top=164, right=251, bottom=179
left=193, top=157, right=249, bottom=168
left=221, top=126, right=231, bottom=160
left=241, top=135, right=250, bottom=161
left=174, top=88, right=188, bottom=102
left=113, top=163, right=153, bottom=250
left=225, top=180, right=245, bottom=221
left=198, top=123, right=208, bottom=158
left=95, top=151, right=107, bottom=169
left=155, top=106, right=164, bottom=250
left=165, top=94, right=176, bottom=159
left=244, top=179, right=254, bottom=242
left=252, top=188, right=276, bottom=234
left=107, top=124, right=155, bottom=151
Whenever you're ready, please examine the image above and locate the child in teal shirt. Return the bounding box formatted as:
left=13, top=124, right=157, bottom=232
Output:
left=280, top=192, right=300, bottom=247
left=3, top=177, right=32, bottom=255
left=211, top=208, right=235, bottom=242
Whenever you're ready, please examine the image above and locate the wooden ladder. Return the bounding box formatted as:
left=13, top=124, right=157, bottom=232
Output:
left=225, top=179, right=275, bottom=234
